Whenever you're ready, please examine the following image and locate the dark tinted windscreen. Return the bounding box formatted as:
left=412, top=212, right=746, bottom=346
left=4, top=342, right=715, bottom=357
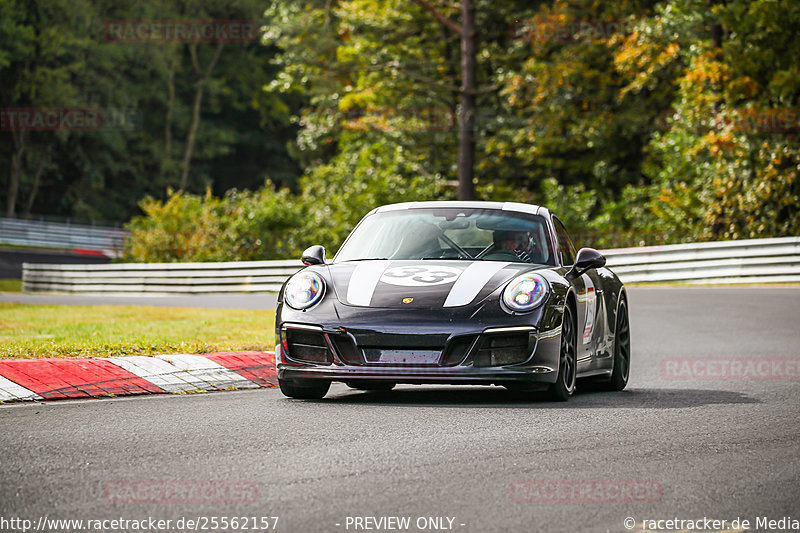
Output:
left=335, top=208, right=555, bottom=265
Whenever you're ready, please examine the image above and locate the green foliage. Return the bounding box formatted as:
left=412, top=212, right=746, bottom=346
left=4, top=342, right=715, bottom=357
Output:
left=124, top=144, right=447, bottom=261
left=263, top=0, right=700, bottom=252
left=124, top=185, right=303, bottom=262
left=0, top=0, right=302, bottom=221
left=634, top=0, right=800, bottom=241
left=7, top=0, right=798, bottom=258
left=298, top=142, right=448, bottom=252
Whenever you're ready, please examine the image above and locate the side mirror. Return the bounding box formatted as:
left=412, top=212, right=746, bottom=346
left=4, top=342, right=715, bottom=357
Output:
left=567, top=247, right=606, bottom=278
left=301, top=245, right=326, bottom=266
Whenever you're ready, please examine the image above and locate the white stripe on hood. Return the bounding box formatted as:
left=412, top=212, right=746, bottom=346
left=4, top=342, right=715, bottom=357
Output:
left=346, top=260, right=391, bottom=306
left=443, top=262, right=510, bottom=307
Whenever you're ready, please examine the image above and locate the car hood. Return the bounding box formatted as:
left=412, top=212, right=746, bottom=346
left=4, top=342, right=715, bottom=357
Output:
left=324, top=260, right=542, bottom=309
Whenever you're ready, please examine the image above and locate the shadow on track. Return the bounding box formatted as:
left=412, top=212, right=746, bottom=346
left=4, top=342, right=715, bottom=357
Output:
left=298, top=385, right=758, bottom=409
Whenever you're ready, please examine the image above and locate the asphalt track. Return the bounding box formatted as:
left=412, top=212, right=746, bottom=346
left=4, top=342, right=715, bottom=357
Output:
left=1, top=287, right=799, bottom=533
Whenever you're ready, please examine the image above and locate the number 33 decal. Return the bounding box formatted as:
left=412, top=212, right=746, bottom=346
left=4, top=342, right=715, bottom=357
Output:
left=380, top=266, right=462, bottom=286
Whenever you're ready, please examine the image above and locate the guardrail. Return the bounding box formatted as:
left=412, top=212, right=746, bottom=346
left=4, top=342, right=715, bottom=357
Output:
left=603, top=236, right=800, bottom=284
left=0, top=217, right=128, bottom=255
left=21, top=236, right=800, bottom=294
left=22, top=260, right=303, bottom=294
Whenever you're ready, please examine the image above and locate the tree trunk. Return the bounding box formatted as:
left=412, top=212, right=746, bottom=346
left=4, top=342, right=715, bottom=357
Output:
left=161, top=56, right=176, bottom=183
left=178, top=81, right=206, bottom=190
left=707, top=0, right=724, bottom=238
left=23, top=143, right=51, bottom=217
left=708, top=0, right=723, bottom=49
left=457, top=0, right=476, bottom=200
left=179, top=42, right=224, bottom=190
left=6, top=130, right=28, bottom=218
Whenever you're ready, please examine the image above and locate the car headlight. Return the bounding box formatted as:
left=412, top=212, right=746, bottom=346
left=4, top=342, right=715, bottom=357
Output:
left=285, top=271, right=325, bottom=310
left=502, top=273, right=548, bottom=312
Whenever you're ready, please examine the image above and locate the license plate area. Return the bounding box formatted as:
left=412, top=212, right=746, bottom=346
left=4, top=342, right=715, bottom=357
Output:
left=362, top=349, right=441, bottom=365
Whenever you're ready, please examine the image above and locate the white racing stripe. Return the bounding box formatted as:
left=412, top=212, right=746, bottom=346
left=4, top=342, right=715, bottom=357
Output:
left=347, top=260, right=390, bottom=306
left=443, top=262, right=510, bottom=307
left=0, top=375, right=42, bottom=402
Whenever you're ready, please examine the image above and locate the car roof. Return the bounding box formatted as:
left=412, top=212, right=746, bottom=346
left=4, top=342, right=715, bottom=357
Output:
left=371, top=201, right=549, bottom=217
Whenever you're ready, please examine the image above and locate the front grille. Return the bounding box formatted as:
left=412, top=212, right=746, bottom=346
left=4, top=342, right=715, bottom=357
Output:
left=284, top=329, right=332, bottom=364
left=473, top=333, right=532, bottom=367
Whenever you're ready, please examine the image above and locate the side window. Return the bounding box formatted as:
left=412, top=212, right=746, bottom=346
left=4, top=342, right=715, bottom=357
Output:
left=553, top=217, right=577, bottom=266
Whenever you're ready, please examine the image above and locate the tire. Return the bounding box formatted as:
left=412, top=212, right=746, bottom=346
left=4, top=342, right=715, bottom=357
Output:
left=601, top=298, right=630, bottom=391
left=346, top=380, right=396, bottom=391
left=278, top=378, right=331, bottom=399
left=546, top=302, right=577, bottom=401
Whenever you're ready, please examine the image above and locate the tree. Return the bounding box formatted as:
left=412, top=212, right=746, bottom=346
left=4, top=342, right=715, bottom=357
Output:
left=410, top=0, right=476, bottom=200
left=0, top=0, right=303, bottom=222
left=620, top=0, right=800, bottom=240
left=0, top=0, right=92, bottom=217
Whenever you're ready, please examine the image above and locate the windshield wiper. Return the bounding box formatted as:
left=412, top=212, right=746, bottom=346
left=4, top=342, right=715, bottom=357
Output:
left=340, top=257, right=389, bottom=262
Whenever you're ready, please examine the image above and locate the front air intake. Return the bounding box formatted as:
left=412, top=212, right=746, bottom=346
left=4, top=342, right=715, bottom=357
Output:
left=441, top=335, right=477, bottom=366
left=284, top=329, right=332, bottom=364
left=329, top=334, right=363, bottom=365
left=473, top=333, right=532, bottom=367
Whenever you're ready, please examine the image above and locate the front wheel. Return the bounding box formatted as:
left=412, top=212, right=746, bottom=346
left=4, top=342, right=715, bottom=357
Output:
left=278, top=378, right=331, bottom=399
left=601, top=298, right=630, bottom=391
left=546, top=303, right=577, bottom=401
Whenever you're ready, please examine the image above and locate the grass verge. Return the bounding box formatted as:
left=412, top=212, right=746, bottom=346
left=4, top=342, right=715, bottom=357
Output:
left=0, top=303, right=275, bottom=359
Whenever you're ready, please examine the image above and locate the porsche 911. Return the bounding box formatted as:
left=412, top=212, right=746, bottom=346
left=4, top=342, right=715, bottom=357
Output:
left=275, top=201, right=630, bottom=401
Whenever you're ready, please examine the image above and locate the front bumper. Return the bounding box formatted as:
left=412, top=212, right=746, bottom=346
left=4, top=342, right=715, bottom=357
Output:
left=276, top=323, right=562, bottom=386
left=275, top=285, right=566, bottom=387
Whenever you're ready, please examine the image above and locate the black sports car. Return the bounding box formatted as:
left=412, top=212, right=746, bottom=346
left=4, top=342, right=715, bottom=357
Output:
left=275, top=201, right=630, bottom=401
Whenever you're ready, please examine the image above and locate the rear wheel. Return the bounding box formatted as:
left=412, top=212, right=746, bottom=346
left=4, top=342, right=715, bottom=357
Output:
left=346, top=380, right=396, bottom=391
left=278, top=378, right=331, bottom=399
left=546, top=302, right=577, bottom=401
left=601, top=298, right=630, bottom=391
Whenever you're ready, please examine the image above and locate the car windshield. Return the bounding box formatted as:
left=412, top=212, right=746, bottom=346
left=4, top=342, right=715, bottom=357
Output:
left=334, top=208, right=555, bottom=265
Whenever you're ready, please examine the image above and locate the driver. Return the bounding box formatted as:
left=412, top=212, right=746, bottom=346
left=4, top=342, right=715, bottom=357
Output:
left=493, top=229, right=537, bottom=262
